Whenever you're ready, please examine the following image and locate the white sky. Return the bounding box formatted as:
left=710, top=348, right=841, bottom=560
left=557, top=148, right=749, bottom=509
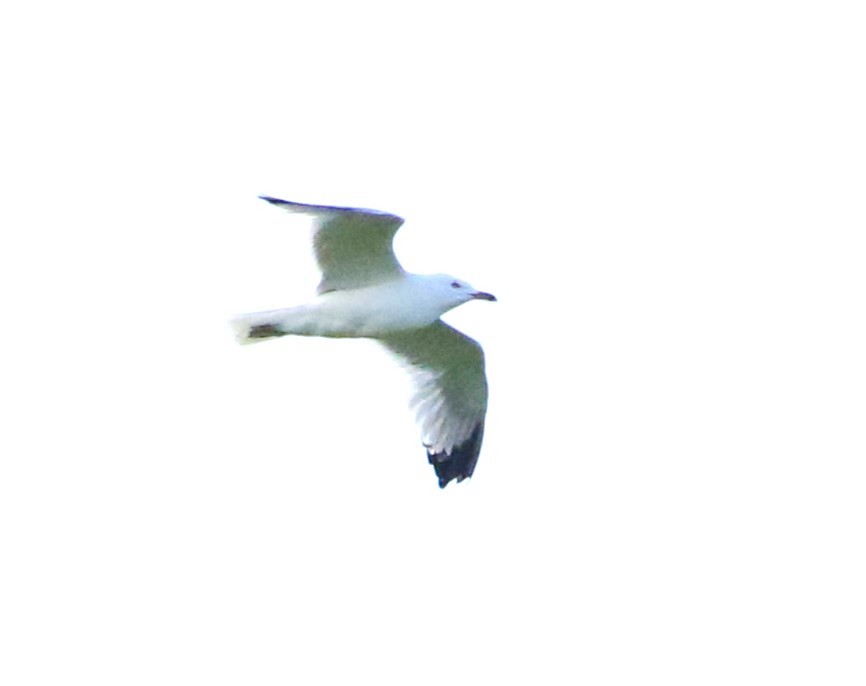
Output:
left=2, top=1, right=864, bottom=683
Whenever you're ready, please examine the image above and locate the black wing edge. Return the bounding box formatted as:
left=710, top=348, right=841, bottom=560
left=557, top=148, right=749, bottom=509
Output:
left=259, top=195, right=320, bottom=209
left=427, top=422, right=485, bottom=489
left=258, top=195, right=403, bottom=221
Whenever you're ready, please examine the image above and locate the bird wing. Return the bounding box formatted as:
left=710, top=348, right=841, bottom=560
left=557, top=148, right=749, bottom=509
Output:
left=259, top=196, right=405, bottom=294
left=378, top=321, right=489, bottom=488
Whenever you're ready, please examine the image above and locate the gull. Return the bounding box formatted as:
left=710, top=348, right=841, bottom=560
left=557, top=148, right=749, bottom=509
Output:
left=231, top=196, right=497, bottom=488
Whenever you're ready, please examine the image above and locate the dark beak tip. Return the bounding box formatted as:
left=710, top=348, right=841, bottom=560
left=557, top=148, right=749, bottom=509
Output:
left=473, top=292, right=497, bottom=302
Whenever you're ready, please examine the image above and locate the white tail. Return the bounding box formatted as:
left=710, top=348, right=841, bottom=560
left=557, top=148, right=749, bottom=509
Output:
left=230, top=309, right=288, bottom=344
left=230, top=305, right=320, bottom=344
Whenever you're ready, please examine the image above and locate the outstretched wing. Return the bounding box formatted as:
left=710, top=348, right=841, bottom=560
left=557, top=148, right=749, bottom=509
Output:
left=260, top=196, right=405, bottom=294
left=379, top=321, right=489, bottom=488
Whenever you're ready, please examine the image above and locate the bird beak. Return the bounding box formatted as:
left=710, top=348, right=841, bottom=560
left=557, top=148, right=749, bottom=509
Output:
left=472, top=291, right=497, bottom=302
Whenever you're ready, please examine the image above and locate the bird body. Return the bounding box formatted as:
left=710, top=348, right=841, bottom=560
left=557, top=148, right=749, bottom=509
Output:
left=234, top=273, right=489, bottom=340
left=232, top=196, right=496, bottom=487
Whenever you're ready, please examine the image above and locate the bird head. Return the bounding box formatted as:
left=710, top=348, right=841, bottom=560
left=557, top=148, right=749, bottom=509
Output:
left=429, top=273, right=497, bottom=312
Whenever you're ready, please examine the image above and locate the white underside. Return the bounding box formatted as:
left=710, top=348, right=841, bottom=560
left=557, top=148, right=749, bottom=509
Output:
left=232, top=275, right=458, bottom=341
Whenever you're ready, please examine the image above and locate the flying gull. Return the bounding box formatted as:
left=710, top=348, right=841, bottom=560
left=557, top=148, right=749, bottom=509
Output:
left=231, top=196, right=497, bottom=487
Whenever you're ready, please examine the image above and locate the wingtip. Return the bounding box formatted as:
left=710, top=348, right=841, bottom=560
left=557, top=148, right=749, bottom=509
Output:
left=257, top=196, right=402, bottom=222
left=258, top=195, right=287, bottom=205
left=437, top=473, right=469, bottom=489
left=427, top=422, right=485, bottom=488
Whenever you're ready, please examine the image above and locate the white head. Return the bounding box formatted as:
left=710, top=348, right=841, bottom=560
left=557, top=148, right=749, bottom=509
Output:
left=424, top=273, right=497, bottom=314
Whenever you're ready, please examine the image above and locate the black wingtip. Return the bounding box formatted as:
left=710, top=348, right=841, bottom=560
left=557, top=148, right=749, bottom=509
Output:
left=257, top=196, right=404, bottom=224
left=258, top=195, right=289, bottom=205
left=427, top=423, right=485, bottom=488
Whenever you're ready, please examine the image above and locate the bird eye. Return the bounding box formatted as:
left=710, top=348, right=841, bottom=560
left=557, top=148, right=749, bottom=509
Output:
left=451, top=281, right=461, bottom=288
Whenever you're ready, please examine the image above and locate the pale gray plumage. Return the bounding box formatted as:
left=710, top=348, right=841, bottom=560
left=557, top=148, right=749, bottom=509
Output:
left=262, top=198, right=406, bottom=294
left=232, top=196, right=496, bottom=487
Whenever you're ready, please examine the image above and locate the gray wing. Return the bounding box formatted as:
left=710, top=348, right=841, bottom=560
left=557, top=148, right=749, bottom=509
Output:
left=379, top=321, right=489, bottom=488
left=260, top=196, right=405, bottom=294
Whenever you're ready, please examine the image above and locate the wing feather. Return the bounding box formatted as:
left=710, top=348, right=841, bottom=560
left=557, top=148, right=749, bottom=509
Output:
left=259, top=196, right=405, bottom=293
left=379, top=321, right=489, bottom=487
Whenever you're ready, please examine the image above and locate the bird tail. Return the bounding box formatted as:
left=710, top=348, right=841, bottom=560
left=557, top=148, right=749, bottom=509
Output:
left=230, top=308, right=298, bottom=344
